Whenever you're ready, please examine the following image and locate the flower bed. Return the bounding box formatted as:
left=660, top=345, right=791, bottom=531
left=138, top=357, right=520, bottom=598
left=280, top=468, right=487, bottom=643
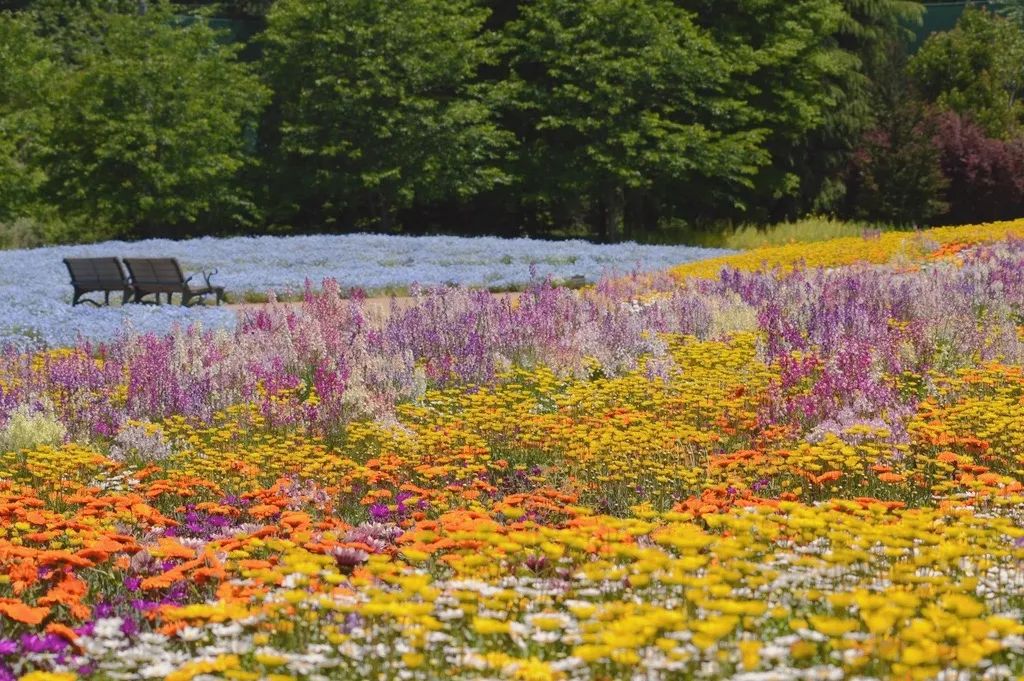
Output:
left=671, top=219, right=1024, bottom=279
left=0, top=222, right=1023, bottom=680
left=0, top=233, right=729, bottom=348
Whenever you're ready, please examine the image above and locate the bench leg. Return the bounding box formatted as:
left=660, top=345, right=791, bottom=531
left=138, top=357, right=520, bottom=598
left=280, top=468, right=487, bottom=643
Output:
left=104, top=291, right=110, bottom=306
left=72, top=288, right=101, bottom=307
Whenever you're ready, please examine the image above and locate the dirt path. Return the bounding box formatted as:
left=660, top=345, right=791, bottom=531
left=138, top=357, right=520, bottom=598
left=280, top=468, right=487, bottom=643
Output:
left=228, top=291, right=522, bottom=326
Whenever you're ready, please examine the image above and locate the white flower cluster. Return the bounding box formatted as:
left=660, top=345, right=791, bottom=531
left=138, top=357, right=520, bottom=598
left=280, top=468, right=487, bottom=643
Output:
left=0, top=233, right=729, bottom=347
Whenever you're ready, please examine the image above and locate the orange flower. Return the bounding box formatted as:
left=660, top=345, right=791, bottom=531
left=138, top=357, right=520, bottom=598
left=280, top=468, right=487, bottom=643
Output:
left=280, top=512, right=311, bottom=529
left=0, top=599, right=50, bottom=625
left=811, top=471, right=843, bottom=485
left=248, top=504, right=281, bottom=519
left=45, top=623, right=80, bottom=645
left=153, top=538, right=197, bottom=560
left=9, top=558, right=38, bottom=594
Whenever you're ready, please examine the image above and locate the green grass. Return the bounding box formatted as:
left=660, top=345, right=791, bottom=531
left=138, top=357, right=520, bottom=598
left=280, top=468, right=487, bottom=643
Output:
left=712, top=217, right=888, bottom=250
left=642, top=216, right=898, bottom=250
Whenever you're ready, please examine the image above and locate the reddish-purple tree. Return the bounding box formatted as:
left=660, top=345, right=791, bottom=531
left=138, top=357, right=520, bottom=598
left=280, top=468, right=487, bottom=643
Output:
left=935, top=111, right=1024, bottom=223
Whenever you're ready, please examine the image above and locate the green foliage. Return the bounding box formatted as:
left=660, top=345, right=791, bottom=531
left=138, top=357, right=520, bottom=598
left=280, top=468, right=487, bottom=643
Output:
left=7, top=0, right=1018, bottom=243
left=184, top=0, right=275, bottom=20
left=498, top=0, right=770, bottom=240
left=42, top=2, right=269, bottom=238
left=799, top=0, right=923, bottom=214
left=909, top=8, right=1024, bottom=139
left=0, top=12, right=55, bottom=222
left=27, top=0, right=141, bottom=62
left=681, top=0, right=853, bottom=217
left=710, top=217, right=880, bottom=249
left=262, top=0, right=511, bottom=230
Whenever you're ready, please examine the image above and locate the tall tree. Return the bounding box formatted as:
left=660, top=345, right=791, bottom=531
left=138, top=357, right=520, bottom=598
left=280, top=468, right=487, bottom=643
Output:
left=0, top=12, right=55, bottom=222
left=682, top=0, right=924, bottom=221
left=498, top=0, right=769, bottom=240
left=42, top=2, right=268, bottom=238
left=262, top=0, right=511, bottom=231
left=801, top=0, right=924, bottom=215
left=910, top=8, right=1024, bottom=139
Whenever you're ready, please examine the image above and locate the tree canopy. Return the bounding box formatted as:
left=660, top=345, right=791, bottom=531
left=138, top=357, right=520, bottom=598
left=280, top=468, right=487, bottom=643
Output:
left=262, top=0, right=511, bottom=230
left=42, top=3, right=267, bottom=238
left=4, top=0, right=1024, bottom=244
left=910, top=8, right=1024, bottom=139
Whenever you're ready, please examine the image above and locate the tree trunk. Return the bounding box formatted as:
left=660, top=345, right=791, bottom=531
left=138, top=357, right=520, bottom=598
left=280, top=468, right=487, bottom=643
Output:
left=623, top=188, right=649, bottom=241
left=372, top=190, right=395, bottom=232
left=601, top=186, right=624, bottom=243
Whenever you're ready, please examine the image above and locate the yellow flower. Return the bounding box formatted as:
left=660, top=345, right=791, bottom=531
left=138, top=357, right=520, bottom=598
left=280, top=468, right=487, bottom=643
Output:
left=402, top=653, right=425, bottom=668
left=473, top=617, right=512, bottom=635
left=738, top=640, right=761, bottom=670
left=572, top=645, right=610, bottom=662
left=255, top=652, right=288, bottom=667
left=808, top=615, right=860, bottom=637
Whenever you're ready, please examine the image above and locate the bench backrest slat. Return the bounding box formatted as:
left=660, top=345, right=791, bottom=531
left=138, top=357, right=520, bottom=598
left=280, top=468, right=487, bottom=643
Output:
left=64, top=257, right=128, bottom=286
left=123, top=258, right=187, bottom=287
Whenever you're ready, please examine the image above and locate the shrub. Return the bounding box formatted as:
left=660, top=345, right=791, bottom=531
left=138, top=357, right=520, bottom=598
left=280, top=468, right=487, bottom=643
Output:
left=934, top=111, right=1024, bottom=224
left=0, top=218, right=47, bottom=250
left=0, top=401, right=66, bottom=452
left=844, top=100, right=948, bottom=226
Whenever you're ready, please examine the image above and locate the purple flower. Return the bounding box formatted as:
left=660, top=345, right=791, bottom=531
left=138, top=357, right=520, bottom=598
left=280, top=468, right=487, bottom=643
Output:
left=130, top=598, right=161, bottom=612
left=368, top=504, right=390, bottom=522
left=0, top=641, right=16, bottom=656
left=20, top=633, right=67, bottom=654
left=121, top=618, right=140, bottom=637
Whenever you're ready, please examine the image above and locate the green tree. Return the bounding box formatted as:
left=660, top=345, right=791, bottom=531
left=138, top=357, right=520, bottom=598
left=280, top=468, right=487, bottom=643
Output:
left=909, top=8, right=1024, bottom=139
left=262, top=0, right=511, bottom=231
left=798, top=0, right=924, bottom=215
left=681, top=0, right=849, bottom=218
left=42, top=2, right=268, bottom=238
left=498, top=0, right=770, bottom=240
left=1001, top=0, right=1024, bottom=29
left=26, top=0, right=140, bottom=63
left=681, top=0, right=924, bottom=221
left=0, top=12, right=55, bottom=222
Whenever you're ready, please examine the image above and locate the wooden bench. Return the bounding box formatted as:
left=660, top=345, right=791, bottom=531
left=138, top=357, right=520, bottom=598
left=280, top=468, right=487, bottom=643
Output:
left=122, top=257, right=225, bottom=306
left=64, top=257, right=133, bottom=306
